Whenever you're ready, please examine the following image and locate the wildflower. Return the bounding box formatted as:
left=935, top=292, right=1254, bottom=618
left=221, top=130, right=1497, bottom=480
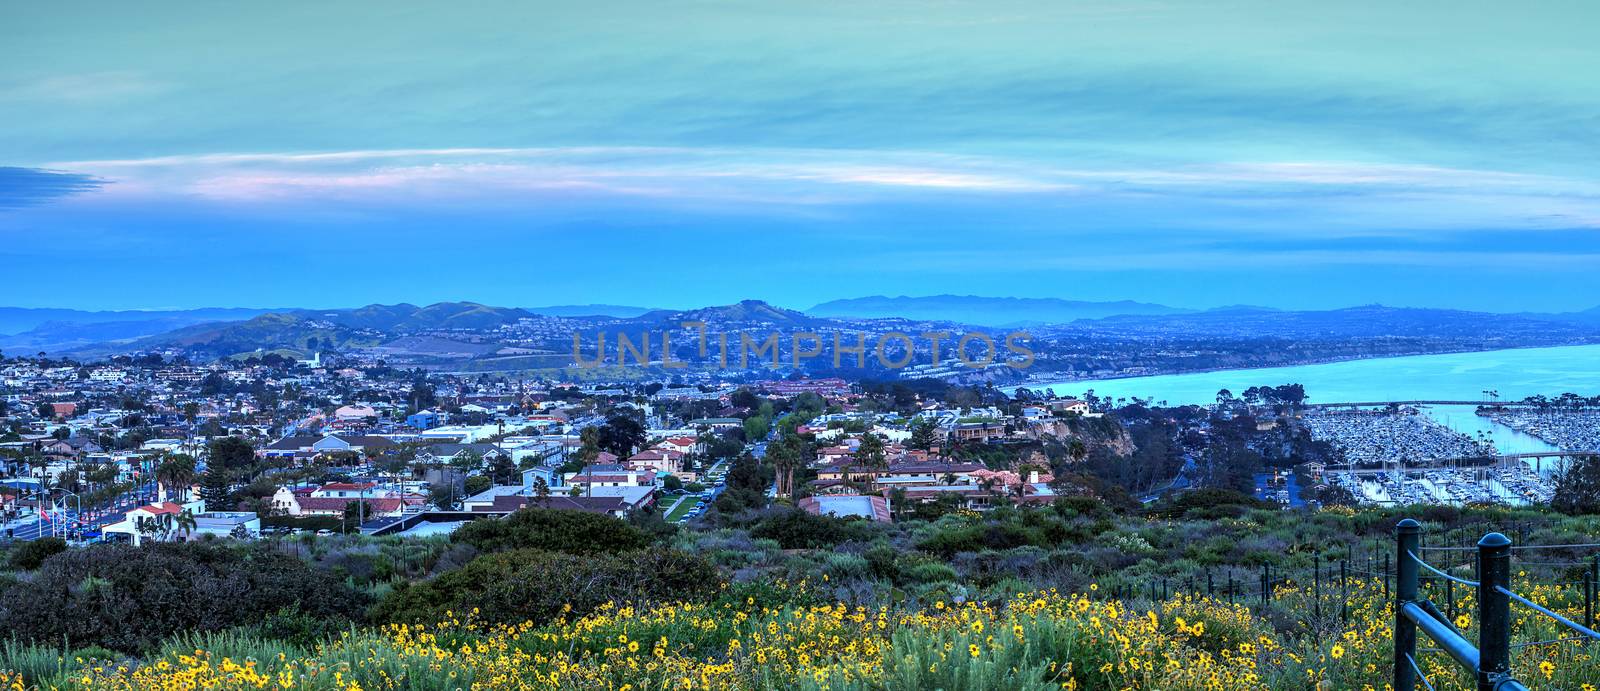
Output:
left=1330, top=644, right=1345, bottom=660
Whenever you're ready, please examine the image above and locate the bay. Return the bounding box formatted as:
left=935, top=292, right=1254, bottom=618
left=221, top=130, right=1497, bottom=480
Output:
left=1017, top=344, right=1600, bottom=408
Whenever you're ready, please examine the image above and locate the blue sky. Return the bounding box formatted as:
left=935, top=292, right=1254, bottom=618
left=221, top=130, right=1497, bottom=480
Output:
left=2, top=1, right=1598, bottom=312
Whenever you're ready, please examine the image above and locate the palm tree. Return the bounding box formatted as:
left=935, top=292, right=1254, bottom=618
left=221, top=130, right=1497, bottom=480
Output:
left=135, top=515, right=157, bottom=544
left=156, top=455, right=197, bottom=502
left=134, top=512, right=174, bottom=544
left=175, top=509, right=197, bottom=541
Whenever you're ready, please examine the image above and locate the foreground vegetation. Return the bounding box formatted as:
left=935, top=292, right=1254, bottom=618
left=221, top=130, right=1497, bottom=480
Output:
left=4, top=575, right=1599, bottom=690
left=4, top=496, right=1600, bottom=689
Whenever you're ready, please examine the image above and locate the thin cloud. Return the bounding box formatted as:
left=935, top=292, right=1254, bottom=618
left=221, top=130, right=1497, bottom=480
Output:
left=39, top=147, right=1600, bottom=233
left=0, top=167, right=105, bottom=209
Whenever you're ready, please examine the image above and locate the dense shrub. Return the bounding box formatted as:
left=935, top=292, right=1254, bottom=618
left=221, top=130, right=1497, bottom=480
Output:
left=375, top=547, right=721, bottom=626
left=749, top=509, right=876, bottom=549
left=7, top=537, right=67, bottom=570
left=1049, top=495, right=1113, bottom=520
left=0, top=543, right=366, bottom=652
left=917, top=521, right=1042, bottom=557
left=1145, top=488, right=1269, bottom=519
left=451, top=508, right=650, bottom=554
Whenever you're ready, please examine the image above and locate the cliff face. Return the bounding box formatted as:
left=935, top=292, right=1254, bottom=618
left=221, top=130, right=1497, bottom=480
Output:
left=1032, top=415, right=1137, bottom=459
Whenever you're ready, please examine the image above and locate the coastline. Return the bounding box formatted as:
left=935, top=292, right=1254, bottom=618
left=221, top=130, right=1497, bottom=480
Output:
left=1004, top=342, right=1600, bottom=399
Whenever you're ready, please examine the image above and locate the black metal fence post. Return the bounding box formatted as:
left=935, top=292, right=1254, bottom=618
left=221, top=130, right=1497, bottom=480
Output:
left=1260, top=563, right=1268, bottom=605
left=1477, top=532, right=1512, bottom=691
left=1588, top=554, right=1598, bottom=631
left=1314, top=552, right=1322, bottom=620
left=1385, top=551, right=1392, bottom=598
left=1394, top=518, right=1420, bottom=691
left=1341, top=557, right=1350, bottom=624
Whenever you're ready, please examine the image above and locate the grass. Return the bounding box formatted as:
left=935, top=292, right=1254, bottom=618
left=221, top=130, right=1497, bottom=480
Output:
left=665, top=495, right=700, bottom=521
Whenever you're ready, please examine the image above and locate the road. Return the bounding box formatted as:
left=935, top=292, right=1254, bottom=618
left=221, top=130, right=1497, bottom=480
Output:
left=4, top=484, right=158, bottom=542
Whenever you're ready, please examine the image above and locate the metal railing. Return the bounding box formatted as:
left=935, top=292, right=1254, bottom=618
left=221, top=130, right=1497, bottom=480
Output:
left=1394, top=518, right=1600, bottom=691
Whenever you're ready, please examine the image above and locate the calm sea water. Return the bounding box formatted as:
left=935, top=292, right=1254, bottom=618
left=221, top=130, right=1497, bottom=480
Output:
left=1017, top=344, right=1600, bottom=408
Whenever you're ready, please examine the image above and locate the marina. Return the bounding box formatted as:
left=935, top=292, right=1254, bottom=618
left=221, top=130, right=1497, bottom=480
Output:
left=1020, top=345, right=1600, bottom=507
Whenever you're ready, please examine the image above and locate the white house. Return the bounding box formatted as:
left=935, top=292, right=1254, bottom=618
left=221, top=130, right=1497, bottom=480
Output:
left=101, top=499, right=206, bottom=546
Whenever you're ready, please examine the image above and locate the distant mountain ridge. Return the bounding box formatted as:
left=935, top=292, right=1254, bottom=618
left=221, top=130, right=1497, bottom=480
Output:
left=63, top=302, right=536, bottom=359
left=807, top=295, right=1190, bottom=326
left=0, top=307, right=276, bottom=336
left=25, top=299, right=1600, bottom=361
left=1071, top=304, right=1600, bottom=339
left=525, top=304, right=657, bottom=318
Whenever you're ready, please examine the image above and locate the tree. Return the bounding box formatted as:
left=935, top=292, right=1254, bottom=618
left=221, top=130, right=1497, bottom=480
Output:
left=596, top=413, right=647, bottom=459
left=175, top=509, right=198, bottom=541
left=407, top=380, right=438, bottom=414
left=207, top=436, right=256, bottom=469
left=857, top=432, right=886, bottom=469
left=908, top=419, right=939, bottom=451
left=36, top=401, right=54, bottom=420
left=729, top=388, right=761, bottom=411
left=464, top=475, right=492, bottom=496
left=574, top=426, right=602, bottom=466
left=459, top=448, right=488, bottom=470
left=156, top=454, right=197, bottom=502
left=1066, top=438, right=1088, bottom=464
left=136, top=513, right=174, bottom=543
left=343, top=500, right=374, bottom=527
left=716, top=452, right=770, bottom=514
left=425, top=483, right=456, bottom=510
left=768, top=434, right=802, bottom=499
left=1554, top=455, right=1600, bottom=515
left=743, top=416, right=770, bottom=442
left=727, top=452, right=766, bottom=494
left=486, top=453, right=519, bottom=485
left=198, top=465, right=233, bottom=512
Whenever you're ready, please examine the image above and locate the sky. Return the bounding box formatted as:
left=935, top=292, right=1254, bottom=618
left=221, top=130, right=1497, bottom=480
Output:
left=2, top=0, right=1599, bottom=313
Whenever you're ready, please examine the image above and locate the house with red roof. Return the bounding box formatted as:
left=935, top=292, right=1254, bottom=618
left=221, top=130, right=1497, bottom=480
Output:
left=657, top=436, right=701, bottom=455
left=626, top=449, right=683, bottom=474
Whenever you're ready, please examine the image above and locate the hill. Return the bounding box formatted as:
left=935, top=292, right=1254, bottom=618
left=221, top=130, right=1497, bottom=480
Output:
left=635, top=299, right=821, bottom=327
left=286, top=302, right=533, bottom=331
left=0, top=317, right=236, bottom=353
left=807, top=295, right=1188, bottom=326
left=525, top=304, right=657, bottom=318
left=0, top=306, right=272, bottom=337
left=1072, top=304, right=1600, bottom=339
left=69, top=302, right=534, bottom=359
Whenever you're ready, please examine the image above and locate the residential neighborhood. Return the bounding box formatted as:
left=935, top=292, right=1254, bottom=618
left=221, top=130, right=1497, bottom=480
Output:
left=1, top=349, right=1111, bottom=545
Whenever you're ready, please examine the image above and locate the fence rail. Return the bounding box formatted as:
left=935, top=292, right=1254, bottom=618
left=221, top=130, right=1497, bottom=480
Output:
left=1394, top=518, right=1600, bottom=691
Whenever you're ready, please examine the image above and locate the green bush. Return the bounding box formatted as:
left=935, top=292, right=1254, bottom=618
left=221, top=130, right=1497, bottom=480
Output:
left=451, top=508, right=650, bottom=554
left=822, top=553, right=871, bottom=580
left=8, top=537, right=67, bottom=570
left=374, top=547, right=721, bottom=626
left=903, top=561, right=960, bottom=584
left=0, top=542, right=367, bottom=652
left=750, top=509, right=876, bottom=549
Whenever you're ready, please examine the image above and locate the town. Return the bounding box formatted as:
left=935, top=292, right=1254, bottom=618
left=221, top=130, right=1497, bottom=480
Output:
left=7, top=347, right=1599, bottom=548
